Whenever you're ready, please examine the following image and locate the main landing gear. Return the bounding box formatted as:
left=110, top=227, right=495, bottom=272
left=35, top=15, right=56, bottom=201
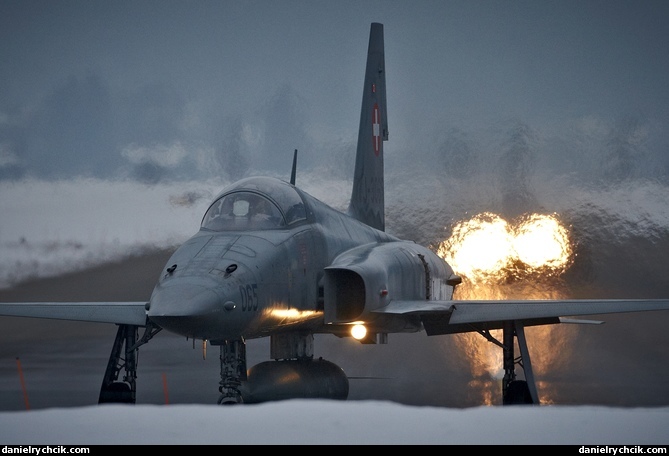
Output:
left=98, top=322, right=535, bottom=406
left=98, top=322, right=161, bottom=404
left=478, top=320, right=539, bottom=405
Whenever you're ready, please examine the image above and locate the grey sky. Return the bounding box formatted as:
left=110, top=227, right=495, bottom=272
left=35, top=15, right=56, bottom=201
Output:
left=1, top=0, right=668, bottom=181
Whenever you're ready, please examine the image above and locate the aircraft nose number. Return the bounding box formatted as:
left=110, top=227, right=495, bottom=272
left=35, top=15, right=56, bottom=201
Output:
left=240, top=283, right=259, bottom=311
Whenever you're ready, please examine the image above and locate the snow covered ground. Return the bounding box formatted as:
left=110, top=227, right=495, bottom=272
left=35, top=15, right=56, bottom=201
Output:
left=1, top=400, right=668, bottom=445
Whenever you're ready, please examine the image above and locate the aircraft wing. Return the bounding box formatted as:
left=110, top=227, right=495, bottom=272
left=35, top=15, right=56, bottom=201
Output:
left=0, top=301, right=149, bottom=326
left=374, top=299, right=669, bottom=335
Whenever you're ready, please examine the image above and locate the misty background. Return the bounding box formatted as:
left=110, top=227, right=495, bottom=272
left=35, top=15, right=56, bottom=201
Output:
left=2, top=0, right=668, bottom=185
left=2, top=0, right=669, bottom=290
left=1, top=1, right=669, bottom=410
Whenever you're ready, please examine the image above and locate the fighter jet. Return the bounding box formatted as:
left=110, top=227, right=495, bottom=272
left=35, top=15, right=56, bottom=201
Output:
left=2, top=23, right=669, bottom=406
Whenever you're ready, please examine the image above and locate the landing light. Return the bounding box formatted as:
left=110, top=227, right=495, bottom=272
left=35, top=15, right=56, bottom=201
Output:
left=351, top=324, right=367, bottom=340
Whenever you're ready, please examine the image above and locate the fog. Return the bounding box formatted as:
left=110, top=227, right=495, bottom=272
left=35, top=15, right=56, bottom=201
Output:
left=1, top=1, right=668, bottom=182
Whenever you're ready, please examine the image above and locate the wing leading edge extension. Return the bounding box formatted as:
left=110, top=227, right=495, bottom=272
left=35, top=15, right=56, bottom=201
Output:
left=374, top=299, right=669, bottom=335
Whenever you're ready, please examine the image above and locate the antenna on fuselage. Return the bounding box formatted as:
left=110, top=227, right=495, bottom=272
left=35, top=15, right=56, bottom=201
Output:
left=290, top=149, right=297, bottom=185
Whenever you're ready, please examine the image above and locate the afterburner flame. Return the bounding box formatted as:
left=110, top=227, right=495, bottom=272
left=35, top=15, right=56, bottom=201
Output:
left=437, top=212, right=574, bottom=405
left=438, top=212, right=572, bottom=284
left=437, top=213, right=513, bottom=284
left=513, top=214, right=572, bottom=271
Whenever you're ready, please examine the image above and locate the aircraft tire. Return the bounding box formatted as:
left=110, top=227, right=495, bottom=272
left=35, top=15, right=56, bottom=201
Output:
left=99, top=382, right=134, bottom=404
left=503, top=380, right=534, bottom=405
left=218, top=394, right=244, bottom=405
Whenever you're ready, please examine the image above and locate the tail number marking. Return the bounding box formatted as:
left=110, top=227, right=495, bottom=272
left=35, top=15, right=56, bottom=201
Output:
left=240, top=283, right=259, bottom=311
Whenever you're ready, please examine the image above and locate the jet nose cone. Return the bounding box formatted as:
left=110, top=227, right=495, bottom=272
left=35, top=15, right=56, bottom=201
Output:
left=147, top=281, right=226, bottom=338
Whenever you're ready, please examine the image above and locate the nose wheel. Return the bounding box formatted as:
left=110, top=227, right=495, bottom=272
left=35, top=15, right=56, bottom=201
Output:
left=216, top=339, right=247, bottom=405
left=217, top=393, right=244, bottom=405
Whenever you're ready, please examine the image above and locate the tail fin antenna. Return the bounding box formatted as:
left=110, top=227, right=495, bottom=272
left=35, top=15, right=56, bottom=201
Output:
left=348, top=22, right=388, bottom=231
left=290, top=149, right=297, bottom=185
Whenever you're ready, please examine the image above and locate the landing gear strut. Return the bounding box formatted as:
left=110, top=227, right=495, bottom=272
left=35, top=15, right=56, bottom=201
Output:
left=98, top=321, right=161, bottom=404
left=99, top=324, right=137, bottom=404
left=501, top=320, right=538, bottom=405
left=476, top=320, right=539, bottom=405
left=216, top=339, right=247, bottom=404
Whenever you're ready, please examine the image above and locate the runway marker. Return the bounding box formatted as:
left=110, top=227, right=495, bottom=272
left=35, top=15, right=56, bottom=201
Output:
left=162, top=372, right=170, bottom=405
left=15, top=357, right=30, bottom=410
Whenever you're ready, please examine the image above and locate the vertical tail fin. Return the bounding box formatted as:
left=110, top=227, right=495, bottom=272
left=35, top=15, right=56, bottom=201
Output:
left=348, top=22, right=388, bottom=231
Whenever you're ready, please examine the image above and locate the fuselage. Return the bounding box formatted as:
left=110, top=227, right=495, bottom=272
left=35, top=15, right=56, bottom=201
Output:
left=146, top=176, right=398, bottom=342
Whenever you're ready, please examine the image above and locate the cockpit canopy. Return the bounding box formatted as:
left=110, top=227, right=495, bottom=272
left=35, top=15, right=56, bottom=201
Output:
left=201, top=177, right=307, bottom=231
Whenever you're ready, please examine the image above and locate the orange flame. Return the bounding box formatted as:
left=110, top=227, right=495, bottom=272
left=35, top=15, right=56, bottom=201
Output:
left=438, top=212, right=572, bottom=284
left=436, top=212, right=575, bottom=404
